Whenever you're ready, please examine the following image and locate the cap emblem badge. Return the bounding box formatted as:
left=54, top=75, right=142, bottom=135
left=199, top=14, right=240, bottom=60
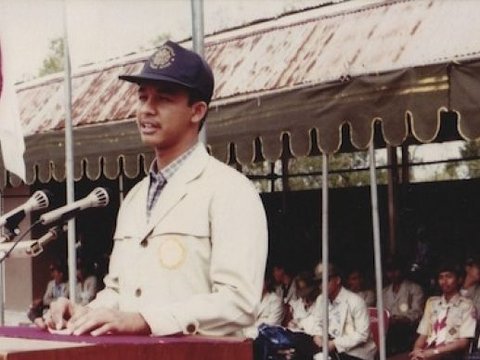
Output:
left=150, top=45, right=175, bottom=69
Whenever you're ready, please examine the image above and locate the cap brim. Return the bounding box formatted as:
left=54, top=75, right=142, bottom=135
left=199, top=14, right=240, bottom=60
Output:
left=119, top=74, right=194, bottom=90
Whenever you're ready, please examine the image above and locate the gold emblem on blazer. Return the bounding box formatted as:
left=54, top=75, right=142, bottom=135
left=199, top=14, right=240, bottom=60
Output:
left=150, top=45, right=175, bottom=69
left=159, top=236, right=186, bottom=269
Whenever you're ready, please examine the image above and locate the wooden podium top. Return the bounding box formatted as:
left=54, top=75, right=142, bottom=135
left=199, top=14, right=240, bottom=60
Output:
left=0, top=326, right=253, bottom=360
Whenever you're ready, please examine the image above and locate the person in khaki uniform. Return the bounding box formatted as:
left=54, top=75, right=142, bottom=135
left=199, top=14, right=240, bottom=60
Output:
left=383, top=256, right=425, bottom=355
left=42, top=41, right=268, bottom=337
left=410, top=262, right=476, bottom=360
left=461, top=256, right=480, bottom=319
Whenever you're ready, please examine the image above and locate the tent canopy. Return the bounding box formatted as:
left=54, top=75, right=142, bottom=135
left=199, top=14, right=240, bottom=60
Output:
left=4, top=0, right=480, bottom=187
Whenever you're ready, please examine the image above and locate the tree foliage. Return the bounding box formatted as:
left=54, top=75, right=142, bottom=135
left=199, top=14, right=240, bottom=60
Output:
left=445, top=140, right=480, bottom=179
left=38, top=37, right=64, bottom=77
left=243, top=151, right=388, bottom=192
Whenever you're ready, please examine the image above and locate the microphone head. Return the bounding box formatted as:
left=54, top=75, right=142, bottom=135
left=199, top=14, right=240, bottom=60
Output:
left=25, top=190, right=51, bottom=212
left=89, top=187, right=109, bottom=208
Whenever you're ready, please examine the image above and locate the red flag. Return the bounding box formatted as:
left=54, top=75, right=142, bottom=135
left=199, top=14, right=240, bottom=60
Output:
left=0, top=39, right=26, bottom=181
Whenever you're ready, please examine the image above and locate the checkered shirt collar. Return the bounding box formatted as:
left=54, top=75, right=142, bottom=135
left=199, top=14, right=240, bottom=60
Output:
left=149, top=142, right=199, bottom=181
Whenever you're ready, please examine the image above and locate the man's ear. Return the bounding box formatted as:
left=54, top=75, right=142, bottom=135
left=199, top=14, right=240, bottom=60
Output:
left=191, top=101, right=208, bottom=125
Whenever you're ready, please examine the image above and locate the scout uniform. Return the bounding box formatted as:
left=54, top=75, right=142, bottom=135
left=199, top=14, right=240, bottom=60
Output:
left=461, top=284, right=480, bottom=320
left=417, top=294, right=476, bottom=347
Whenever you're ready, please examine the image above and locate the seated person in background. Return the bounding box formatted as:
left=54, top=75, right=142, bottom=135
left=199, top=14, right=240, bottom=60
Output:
left=410, top=261, right=476, bottom=360
left=461, top=256, right=480, bottom=319
left=75, top=259, right=98, bottom=306
left=287, top=270, right=320, bottom=333
left=383, top=256, right=425, bottom=355
left=244, top=272, right=284, bottom=338
left=311, top=263, right=377, bottom=360
left=28, top=261, right=69, bottom=324
left=346, top=268, right=375, bottom=307
left=273, top=261, right=298, bottom=305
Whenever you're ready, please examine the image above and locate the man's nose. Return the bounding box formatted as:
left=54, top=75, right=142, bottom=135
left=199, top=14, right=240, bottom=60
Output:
left=138, top=96, right=157, bottom=115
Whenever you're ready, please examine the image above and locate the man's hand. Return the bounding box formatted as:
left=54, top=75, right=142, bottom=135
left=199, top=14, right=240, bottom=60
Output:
left=34, top=297, right=78, bottom=331
left=410, top=348, right=438, bottom=360
left=312, top=335, right=336, bottom=352
left=66, top=307, right=151, bottom=336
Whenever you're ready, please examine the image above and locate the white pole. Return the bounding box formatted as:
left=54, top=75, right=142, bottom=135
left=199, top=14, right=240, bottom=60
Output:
left=63, top=1, right=77, bottom=303
left=190, top=0, right=207, bottom=144
left=321, top=153, right=329, bottom=360
left=369, top=143, right=386, bottom=360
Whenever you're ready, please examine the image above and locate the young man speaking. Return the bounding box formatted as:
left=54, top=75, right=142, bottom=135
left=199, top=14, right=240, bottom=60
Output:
left=42, top=41, right=268, bottom=337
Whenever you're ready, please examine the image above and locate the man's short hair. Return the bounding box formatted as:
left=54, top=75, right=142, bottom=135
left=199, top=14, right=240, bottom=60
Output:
left=436, top=260, right=464, bottom=278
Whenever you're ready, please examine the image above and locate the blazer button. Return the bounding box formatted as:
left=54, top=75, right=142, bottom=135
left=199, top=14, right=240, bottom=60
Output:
left=135, top=288, right=142, bottom=297
left=140, top=239, right=148, bottom=247
left=186, top=323, right=197, bottom=334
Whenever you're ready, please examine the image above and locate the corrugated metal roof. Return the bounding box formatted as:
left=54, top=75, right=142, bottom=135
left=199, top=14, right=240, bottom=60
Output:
left=15, top=0, right=480, bottom=136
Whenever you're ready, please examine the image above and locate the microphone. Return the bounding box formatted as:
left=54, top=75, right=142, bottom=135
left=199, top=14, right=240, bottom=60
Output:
left=0, top=190, right=50, bottom=232
left=0, top=225, right=65, bottom=258
left=39, top=187, right=109, bottom=225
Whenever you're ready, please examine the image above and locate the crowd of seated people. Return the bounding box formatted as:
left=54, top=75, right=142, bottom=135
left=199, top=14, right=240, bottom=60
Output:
left=249, top=256, right=480, bottom=360
left=27, top=258, right=99, bottom=325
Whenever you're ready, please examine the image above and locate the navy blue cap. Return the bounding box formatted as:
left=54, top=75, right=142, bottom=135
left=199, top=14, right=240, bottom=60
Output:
left=119, top=41, right=214, bottom=104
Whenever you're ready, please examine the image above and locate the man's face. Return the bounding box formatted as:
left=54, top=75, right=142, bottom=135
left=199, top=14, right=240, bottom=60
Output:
left=272, top=266, right=285, bottom=284
left=438, top=271, right=460, bottom=295
left=466, top=264, right=480, bottom=282
left=327, top=275, right=341, bottom=300
left=386, top=268, right=402, bottom=284
left=347, top=271, right=361, bottom=292
left=136, top=82, right=204, bottom=151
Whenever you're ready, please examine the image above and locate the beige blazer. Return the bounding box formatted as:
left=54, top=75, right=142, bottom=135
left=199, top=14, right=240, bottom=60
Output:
left=89, top=145, right=268, bottom=336
left=310, top=287, right=377, bottom=360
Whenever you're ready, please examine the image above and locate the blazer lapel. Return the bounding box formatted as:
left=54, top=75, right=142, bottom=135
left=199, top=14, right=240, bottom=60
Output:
left=140, top=144, right=210, bottom=240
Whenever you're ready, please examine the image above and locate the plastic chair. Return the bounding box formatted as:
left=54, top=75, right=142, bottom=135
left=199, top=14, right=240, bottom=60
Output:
left=368, top=307, right=390, bottom=350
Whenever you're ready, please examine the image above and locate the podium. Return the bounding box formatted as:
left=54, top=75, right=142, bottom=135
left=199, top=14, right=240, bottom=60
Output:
left=0, top=326, right=253, bottom=360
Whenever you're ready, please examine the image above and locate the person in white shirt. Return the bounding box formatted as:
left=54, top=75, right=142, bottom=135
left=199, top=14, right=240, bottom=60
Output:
left=244, top=273, right=284, bottom=339
left=311, top=263, right=377, bottom=360
left=273, top=262, right=298, bottom=305
left=346, top=268, right=375, bottom=307
left=287, top=270, right=320, bottom=333
left=28, top=261, right=69, bottom=324
left=383, top=256, right=425, bottom=355
left=75, top=260, right=98, bottom=306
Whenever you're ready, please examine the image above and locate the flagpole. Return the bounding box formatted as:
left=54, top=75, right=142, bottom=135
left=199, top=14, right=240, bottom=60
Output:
left=190, top=0, right=206, bottom=144
left=63, top=0, right=77, bottom=303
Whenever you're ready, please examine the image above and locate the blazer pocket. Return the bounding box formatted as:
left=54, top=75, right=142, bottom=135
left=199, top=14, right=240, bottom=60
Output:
left=151, top=218, right=210, bottom=238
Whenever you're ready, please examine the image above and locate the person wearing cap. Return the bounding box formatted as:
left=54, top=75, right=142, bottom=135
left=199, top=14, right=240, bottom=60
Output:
left=310, top=263, right=377, bottom=360
left=346, top=268, right=375, bottom=307
left=383, top=256, right=425, bottom=355
left=410, top=261, right=476, bottom=360
left=461, top=256, right=480, bottom=319
left=43, top=41, right=268, bottom=337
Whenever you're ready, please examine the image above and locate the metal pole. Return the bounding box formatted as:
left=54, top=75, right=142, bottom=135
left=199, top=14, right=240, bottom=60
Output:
left=369, top=143, right=386, bottom=360
left=190, top=0, right=206, bottom=144
left=63, top=1, right=77, bottom=303
left=387, top=145, right=398, bottom=255
left=321, top=153, right=329, bottom=360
